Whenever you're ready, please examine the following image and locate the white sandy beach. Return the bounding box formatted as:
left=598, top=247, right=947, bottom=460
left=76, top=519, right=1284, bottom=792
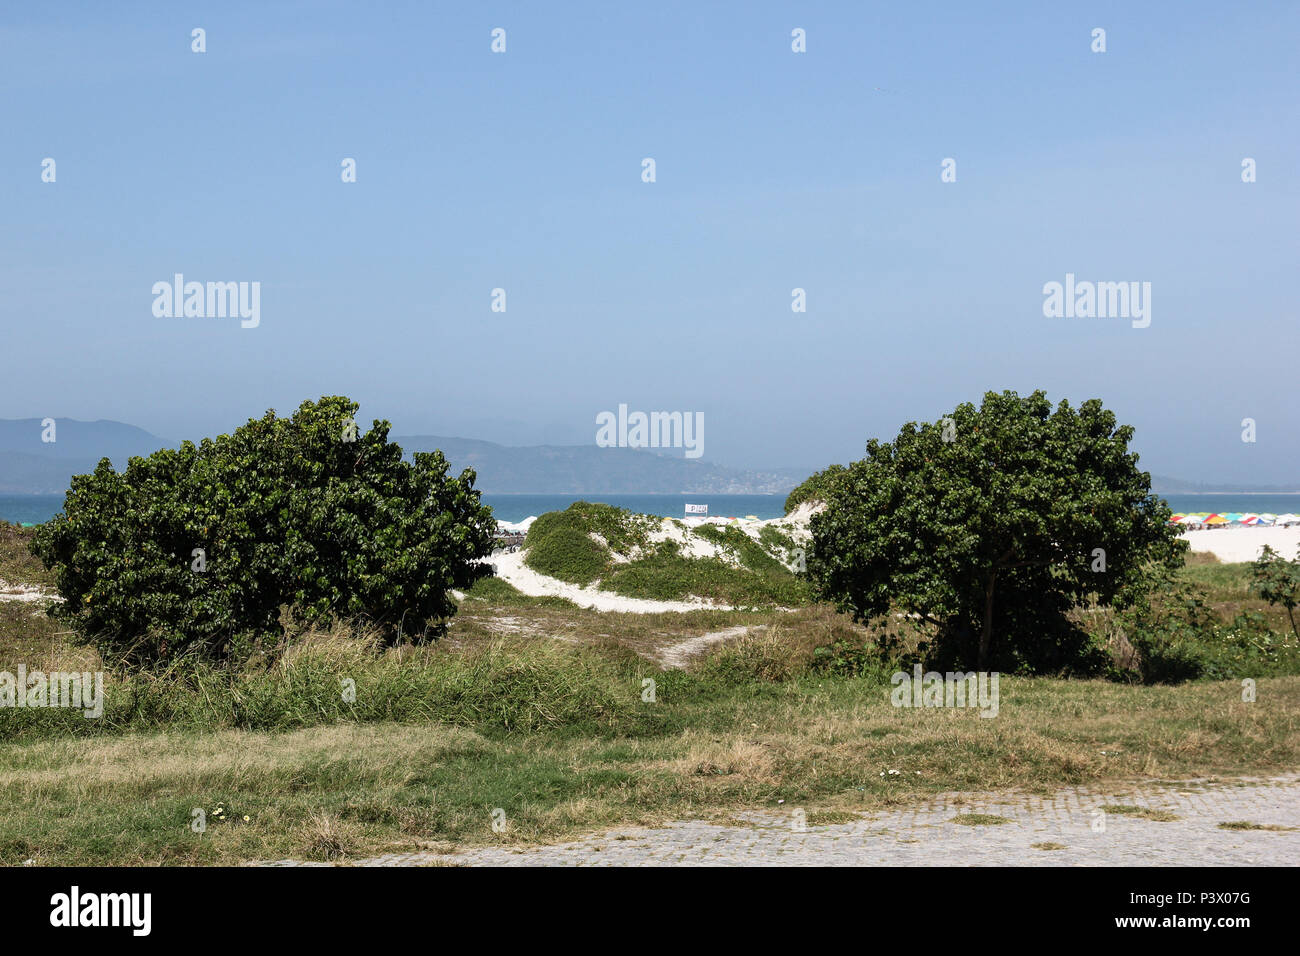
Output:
left=1180, top=526, right=1300, bottom=563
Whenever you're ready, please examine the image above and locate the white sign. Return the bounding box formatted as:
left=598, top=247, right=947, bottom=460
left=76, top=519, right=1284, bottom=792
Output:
left=685, top=503, right=708, bottom=515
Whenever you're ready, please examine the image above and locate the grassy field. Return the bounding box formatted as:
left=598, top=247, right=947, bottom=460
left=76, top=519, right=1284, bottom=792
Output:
left=3, top=655, right=1295, bottom=865
left=2, top=520, right=1298, bottom=865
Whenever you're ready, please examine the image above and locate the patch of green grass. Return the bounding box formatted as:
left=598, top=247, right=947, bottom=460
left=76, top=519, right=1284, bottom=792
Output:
left=603, top=551, right=811, bottom=607
left=1175, top=560, right=1294, bottom=636
left=521, top=502, right=661, bottom=584
left=518, top=505, right=808, bottom=607
left=804, top=809, right=861, bottom=826
left=1032, top=841, right=1067, bottom=850
left=1217, top=820, right=1296, bottom=831
left=950, top=813, right=1013, bottom=826
left=0, top=521, right=55, bottom=588
left=1099, top=804, right=1179, bottom=821
left=0, top=632, right=638, bottom=742
left=0, top=601, right=70, bottom=671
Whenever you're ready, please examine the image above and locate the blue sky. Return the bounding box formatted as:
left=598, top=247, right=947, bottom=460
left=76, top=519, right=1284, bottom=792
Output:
left=2, top=1, right=1297, bottom=482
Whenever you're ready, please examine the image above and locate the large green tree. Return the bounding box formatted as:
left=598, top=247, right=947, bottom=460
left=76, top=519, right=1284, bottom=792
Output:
left=808, top=390, right=1184, bottom=673
left=32, top=396, right=497, bottom=665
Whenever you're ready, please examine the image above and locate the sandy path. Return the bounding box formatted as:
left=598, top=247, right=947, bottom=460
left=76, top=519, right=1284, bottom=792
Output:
left=654, top=625, right=765, bottom=668
left=1181, top=527, right=1300, bottom=563
left=487, top=550, right=735, bottom=614
left=0, top=577, right=62, bottom=604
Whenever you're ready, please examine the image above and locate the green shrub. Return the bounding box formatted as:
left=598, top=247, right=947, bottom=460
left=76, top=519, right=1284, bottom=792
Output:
left=522, top=508, right=614, bottom=584
left=784, top=464, right=848, bottom=515
left=1250, top=545, right=1300, bottom=640
left=1122, top=578, right=1300, bottom=683
left=522, top=502, right=660, bottom=584
left=810, top=635, right=903, bottom=681
left=29, top=397, right=496, bottom=667
left=809, top=391, right=1185, bottom=673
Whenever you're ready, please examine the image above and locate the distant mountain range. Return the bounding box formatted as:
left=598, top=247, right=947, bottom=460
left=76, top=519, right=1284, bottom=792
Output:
left=1147, top=475, right=1300, bottom=494
left=1, top=418, right=1294, bottom=497
left=0, top=419, right=804, bottom=495
left=393, top=435, right=806, bottom=493
left=0, top=419, right=168, bottom=494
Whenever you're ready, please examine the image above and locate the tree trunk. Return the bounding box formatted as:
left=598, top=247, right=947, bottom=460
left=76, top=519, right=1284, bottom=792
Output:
left=978, top=574, right=996, bottom=670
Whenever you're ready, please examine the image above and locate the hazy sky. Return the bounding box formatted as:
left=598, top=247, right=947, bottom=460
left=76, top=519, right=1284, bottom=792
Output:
left=3, top=1, right=1296, bottom=481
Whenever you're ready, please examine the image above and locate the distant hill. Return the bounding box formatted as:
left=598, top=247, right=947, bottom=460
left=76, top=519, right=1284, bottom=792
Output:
left=1149, top=474, right=1300, bottom=494
left=0, top=420, right=800, bottom=495
left=1, top=419, right=1293, bottom=497
left=0, top=419, right=171, bottom=495
left=393, top=435, right=803, bottom=494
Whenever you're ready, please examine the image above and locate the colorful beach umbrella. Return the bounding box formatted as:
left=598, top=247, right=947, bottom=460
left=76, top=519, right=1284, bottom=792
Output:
left=1203, top=514, right=1228, bottom=525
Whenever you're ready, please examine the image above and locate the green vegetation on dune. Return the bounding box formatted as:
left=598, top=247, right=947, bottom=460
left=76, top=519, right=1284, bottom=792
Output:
left=520, top=510, right=611, bottom=584
left=784, top=464, right=847, bottom=515
left=523, top=501, right=811, bottom=607
left=602, top=549, right=810, bottom=608
left=692, top=523, right=789, bottom=575
left=521, top=501, right=659, bottom=584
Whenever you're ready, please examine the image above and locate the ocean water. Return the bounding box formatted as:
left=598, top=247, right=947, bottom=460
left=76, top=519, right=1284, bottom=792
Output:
left=6, top=491, right=1296, bottom=527
left=0, top=494, right=65, bottom=525
left=0, top=492, right=789, bottom=525
left=1161, top=494, right=1300, bottom=516
left=482, top=494, right=786, bottom=522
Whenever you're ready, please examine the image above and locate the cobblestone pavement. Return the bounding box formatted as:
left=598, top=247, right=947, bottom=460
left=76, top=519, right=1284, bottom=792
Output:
left=256, top=773, right=1300, bottom=867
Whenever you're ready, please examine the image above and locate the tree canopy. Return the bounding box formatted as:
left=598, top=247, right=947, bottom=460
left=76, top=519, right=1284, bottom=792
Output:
left=31, top=396, right=497, bottom=666
left=808, top=390, right=1185, bottom=673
